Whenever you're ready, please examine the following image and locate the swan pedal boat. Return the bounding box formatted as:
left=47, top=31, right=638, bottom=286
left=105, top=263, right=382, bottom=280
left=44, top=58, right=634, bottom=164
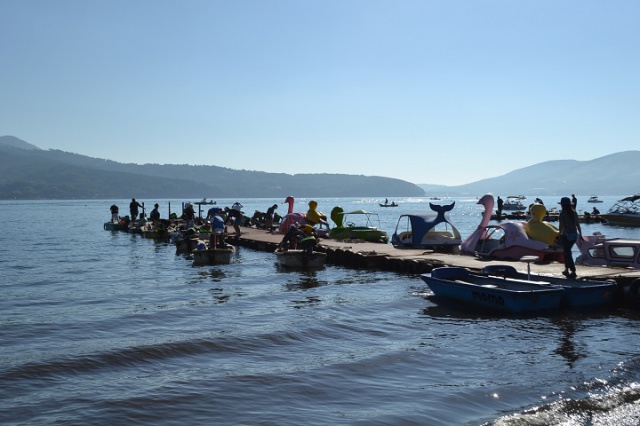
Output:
left=421, top=266, right=564, bottom=314
left=462, top=194, right=564, bottom=262
left=275, top=249, right=327, bottom=269
left=480, top=264, right=617, bottom=308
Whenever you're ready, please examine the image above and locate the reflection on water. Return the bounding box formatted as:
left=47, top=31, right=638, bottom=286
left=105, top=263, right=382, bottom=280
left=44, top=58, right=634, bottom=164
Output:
left=552, top=317, right=584, bottom=368
left=290, top=296, right=323, bottom=308
left=280, top=271, right=327, bottom=291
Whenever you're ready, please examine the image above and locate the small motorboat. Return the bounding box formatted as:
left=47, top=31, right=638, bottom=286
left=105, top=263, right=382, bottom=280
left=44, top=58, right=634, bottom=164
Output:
left=379, top=202, right=398, bottom=207
left=192, top=242, right=236, bottom=266
left=577, top=232, right=640, bottom=269
left=274, top=249, right=327, bottom=269
left=600, top=194, right=640, bottom=227
left=480, top=264, right=618, bottom=308
left=501, top=196, right=526, bottom=211
left=587, top=195, right=604, bottom=203
left=391, top=202, right=461, bottom=252
left=421, top=266, right=565, bottom=314
left=328, top=207, right=389, bottom=244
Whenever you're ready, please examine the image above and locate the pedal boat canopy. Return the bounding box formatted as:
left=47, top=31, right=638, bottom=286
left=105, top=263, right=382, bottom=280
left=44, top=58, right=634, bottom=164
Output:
left=392, top=202, right=461, bottom=250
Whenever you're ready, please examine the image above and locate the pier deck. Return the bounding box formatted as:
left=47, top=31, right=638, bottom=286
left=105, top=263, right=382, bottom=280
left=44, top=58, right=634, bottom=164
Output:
left=229, top=226, right=640, bottom=285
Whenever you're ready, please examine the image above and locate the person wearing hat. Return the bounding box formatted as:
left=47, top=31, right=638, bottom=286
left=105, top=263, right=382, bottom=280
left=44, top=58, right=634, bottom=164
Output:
left=558, top=196, right=582, bottom=278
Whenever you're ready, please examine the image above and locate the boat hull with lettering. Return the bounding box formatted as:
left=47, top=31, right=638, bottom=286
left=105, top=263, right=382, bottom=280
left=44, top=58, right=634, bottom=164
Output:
left=421, top=267, right=564, bottom=314
left=480, top=265, right=618, bottom=308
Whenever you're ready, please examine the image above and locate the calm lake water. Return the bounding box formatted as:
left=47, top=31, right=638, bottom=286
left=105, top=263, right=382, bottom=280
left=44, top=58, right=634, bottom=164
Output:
left=2, top=195, right=640, bottom=425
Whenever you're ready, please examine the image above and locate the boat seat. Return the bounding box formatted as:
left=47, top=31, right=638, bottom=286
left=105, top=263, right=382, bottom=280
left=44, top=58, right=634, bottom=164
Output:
left=423, top=231, right=454, bottom=240
left=399, top=232, right=412, bottom=241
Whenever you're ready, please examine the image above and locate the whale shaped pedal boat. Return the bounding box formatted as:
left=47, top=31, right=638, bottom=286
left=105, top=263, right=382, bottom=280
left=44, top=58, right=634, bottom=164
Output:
left=392, top=201, right=461, bottom=252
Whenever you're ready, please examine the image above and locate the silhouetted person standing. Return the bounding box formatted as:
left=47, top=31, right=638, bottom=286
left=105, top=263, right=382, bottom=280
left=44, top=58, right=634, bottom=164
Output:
left=130, top=198, right=143, bottom=221
left=558, top=196, right=582, bottom=279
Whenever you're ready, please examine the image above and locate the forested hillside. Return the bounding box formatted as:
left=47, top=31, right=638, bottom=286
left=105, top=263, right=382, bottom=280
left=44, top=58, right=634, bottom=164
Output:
left=0, top=137, right=425, bottom=199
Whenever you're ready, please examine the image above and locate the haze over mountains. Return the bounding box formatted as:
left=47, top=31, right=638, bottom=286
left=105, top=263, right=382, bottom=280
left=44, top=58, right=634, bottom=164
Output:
left=1, top=135, right=638, bottom=199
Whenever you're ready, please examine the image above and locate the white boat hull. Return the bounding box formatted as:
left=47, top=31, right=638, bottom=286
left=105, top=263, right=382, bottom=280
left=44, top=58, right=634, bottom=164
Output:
left=275, top=250, right=326, bottom=269
left=192, top=245, right=235, bottom=266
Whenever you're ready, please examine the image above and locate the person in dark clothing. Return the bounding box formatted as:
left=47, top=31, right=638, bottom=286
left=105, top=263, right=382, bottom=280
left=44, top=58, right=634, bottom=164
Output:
left=183, top=202, right=196, bottom=227
left=571, top=194, right=578, bottom=209
left=278, top=225, right=306, bottom=251
left=228, top=206, right=244, bottom=237
left=129, top=198, right=143, bottom=221
left=149, top=203, right=160, bottom=223
left=110, top=204, right=119, bottom=223
left=558, top=196, right=582, bottom=278
left=265, top=204, right=278, bottom=231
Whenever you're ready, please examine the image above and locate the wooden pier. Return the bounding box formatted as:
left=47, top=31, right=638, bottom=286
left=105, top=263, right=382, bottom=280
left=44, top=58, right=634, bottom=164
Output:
left=228, top=226, right=640, bottom=287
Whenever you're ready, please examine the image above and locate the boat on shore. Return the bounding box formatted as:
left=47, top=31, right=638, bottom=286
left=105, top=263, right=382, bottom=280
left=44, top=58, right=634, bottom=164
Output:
left=421, top=266, right=565, bottom=314
left=600, top=194, right=640, bottom=226
left=479, top=264, right=617, bottom=308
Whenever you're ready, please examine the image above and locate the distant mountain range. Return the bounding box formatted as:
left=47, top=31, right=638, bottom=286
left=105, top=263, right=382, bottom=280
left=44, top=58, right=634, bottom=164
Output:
left=417, top=151, right=640, bottom=197
left=0, top=136, right=424, bottom=199
left=1, top=135, right=637, bottom=199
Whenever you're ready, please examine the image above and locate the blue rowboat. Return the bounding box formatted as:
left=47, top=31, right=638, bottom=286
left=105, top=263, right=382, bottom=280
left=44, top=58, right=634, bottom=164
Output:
left=480, top=265, right=618, bottom=308
left=421, top=267, right=565, bottom=314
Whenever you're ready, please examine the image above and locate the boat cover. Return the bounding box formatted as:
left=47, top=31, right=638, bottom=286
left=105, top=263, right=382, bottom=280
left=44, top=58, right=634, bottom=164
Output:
left=403, top=202, right=458, bottom=246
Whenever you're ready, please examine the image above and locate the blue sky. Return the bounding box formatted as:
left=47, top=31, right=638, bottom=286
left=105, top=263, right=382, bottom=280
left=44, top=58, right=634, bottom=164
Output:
left=2, top=1, right=639, bottom=186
